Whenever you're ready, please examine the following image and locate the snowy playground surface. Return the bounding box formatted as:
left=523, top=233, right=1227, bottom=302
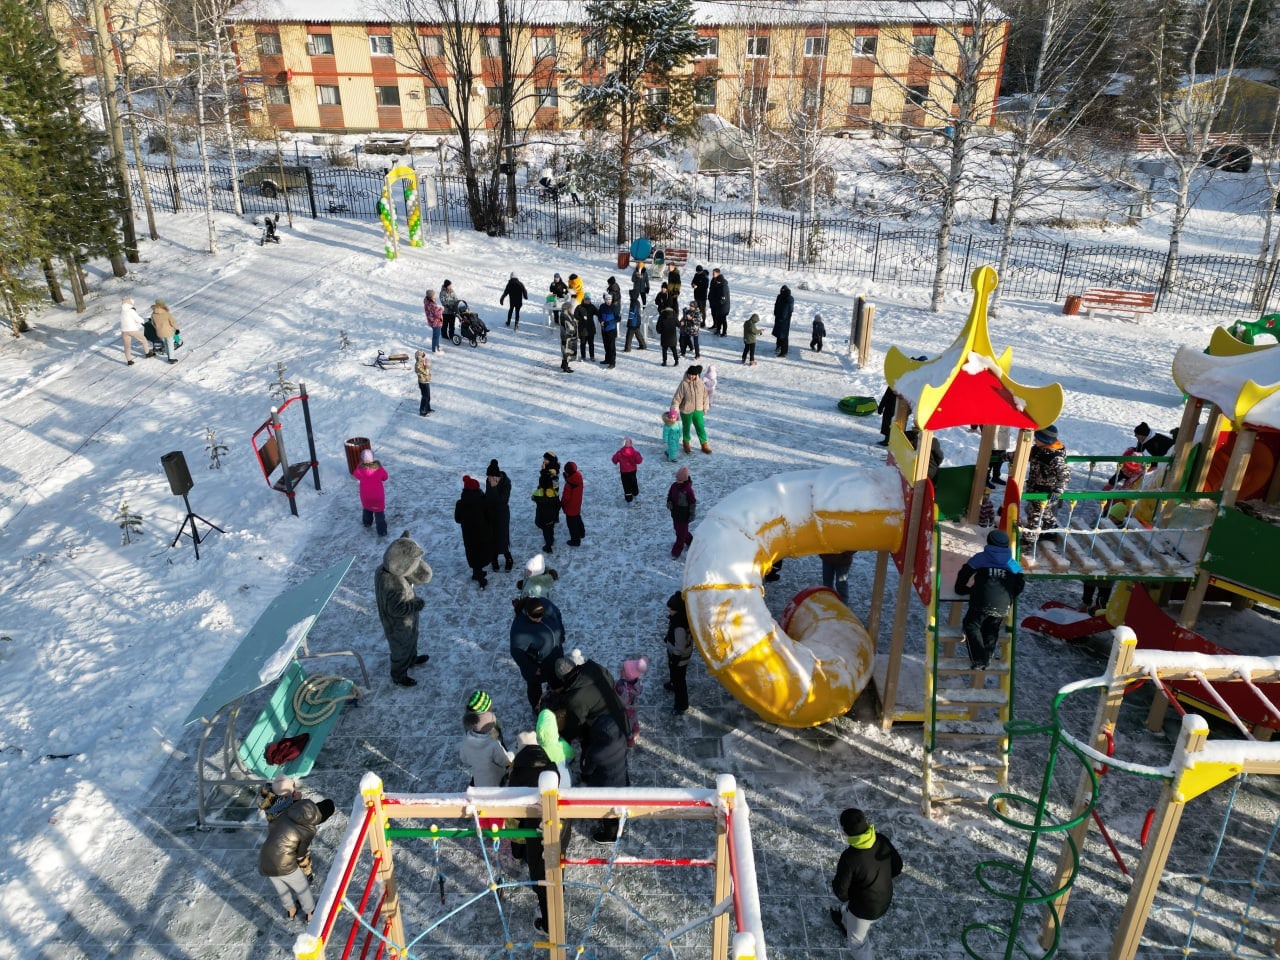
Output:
left=1, top=212, right=1279, bottom=959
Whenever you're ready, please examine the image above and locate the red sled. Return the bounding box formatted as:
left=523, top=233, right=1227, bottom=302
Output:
left=1021, top=601, right=1112, bottom=640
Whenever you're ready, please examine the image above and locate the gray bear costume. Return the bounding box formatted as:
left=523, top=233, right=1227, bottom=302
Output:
left=375, top=530, right=433, bottom=684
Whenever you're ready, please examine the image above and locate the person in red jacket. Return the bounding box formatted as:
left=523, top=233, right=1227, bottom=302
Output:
left=562, top=461, right=585, bottom=546
left=610, top=437, right=644, bottom=503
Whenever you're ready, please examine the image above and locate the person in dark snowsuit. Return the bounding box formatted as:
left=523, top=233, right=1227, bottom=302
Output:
left=559, top=307, right=578, bottom=373
left=656, top=308, right=680, bottom=366
left=606, top=276, right=622, bottom=308
left=663, top=590, right=693, bottom=714
left=666, top=465, right=697, bottom=558
left=532, top=468, right=561, bottom=552
left=575, top=294, right=598, bottom=361
left=631, top=263, right=650, bottom=305
left=691, top=265, right=710, bottom=326
left=484, top=459, right=514, bottom=572
left=507, top=735, right=573, bottom=934
left=259, top=797, right=336, bottom=921
left=375, top=531, right=433, bottom=687
left=455, top=474, right=492, bottom=589
left=1024, top=424, right=1069, bottom=543
left=811, top=313, right=827, bottom=352
left=829, top=807, right=903, bottom=958
left=547, top=656, right=631, bottom=842
left=954, top=529, right=1025, bottom=669
left=598, top=295, right=619, bottom=368
left=708, top=268, right=730, bottom=336
left=772, top=284, right=794, bottom=357
left=624, top=292, right=647, bottom=351
left=509, top=597, right=566, bottom=712
left=500, top=273, right=529, bottom=328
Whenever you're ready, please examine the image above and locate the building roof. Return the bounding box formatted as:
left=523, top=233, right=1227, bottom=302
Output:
left=228, top=0, right=1006, bottom=27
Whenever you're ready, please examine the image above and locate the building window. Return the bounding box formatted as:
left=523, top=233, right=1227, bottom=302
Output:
left=317, top=84, right=341, bottom=106
left=369, top=35, right=394, bottom=56
left=912, top=35, right=935, bottom=57
left=257, top=33, right=281, bottom=56
left=265, top=84, right=290, bottom=105
left=698, top=36, right=718, bottom=58
left=78, top=37, right=95, bottom=56
left=419, top=34, right=444, bottom=57
left=851, top=85, right=872, bottom=106
left=907, top=84, right=929, bottom=107
left=376, top=85, right=401, bottom=107
left=746, top=36, right=769, bottom=58
left=852, top=35, right=877, bottom=57
left=694, top=83, right=716, bottom=107
left=486, top=86, right=503, bottom=107
left=802, top=85, right=824, bottom=111
left=750, top=86, right=769, bottom=113
left=306, top=33, right=334, bottom=56
left=533, top=35, right=556, bottom=58
left=425, top=86, right=446, bottom=107
left=483, top=35, right=502, bottom=58
left=584, top=35, right=606, bottom=60
left=536, top=86, right=559, bottom=109
left=804, top=36, right=827, bottom=58
left=646, top=87, right=669, bottom=107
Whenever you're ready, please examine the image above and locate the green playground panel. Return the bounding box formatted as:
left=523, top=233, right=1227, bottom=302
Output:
left=933, top=464, right=978, bottom=522
left=1199, top=505, right=1280, bottom=599
left=236, top=660, right=355, bottom=780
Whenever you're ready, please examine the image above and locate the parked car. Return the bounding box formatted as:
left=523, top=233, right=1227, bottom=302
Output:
left=241, top=163, right=309, bottom=197
left=1200, top=144, right=1253, bottom=173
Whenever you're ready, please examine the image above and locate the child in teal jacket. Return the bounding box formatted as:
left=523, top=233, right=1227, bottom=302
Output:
left=662, top=408, right=682, bottom=461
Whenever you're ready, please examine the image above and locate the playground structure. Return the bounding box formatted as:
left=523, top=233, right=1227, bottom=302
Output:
left=968, top=628, right=1280, bottom=960
left=251, top=385, right=322, bottom=517
left=378, top=165, right=425, bottom=260
left=296, top=772, right=766, bottom=960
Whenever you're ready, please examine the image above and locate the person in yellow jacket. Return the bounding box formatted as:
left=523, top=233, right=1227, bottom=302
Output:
left=150, top=299, right=179, bottom=363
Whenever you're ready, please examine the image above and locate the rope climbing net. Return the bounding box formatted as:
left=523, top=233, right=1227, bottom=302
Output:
left=293, top=772, right=766, bottom=960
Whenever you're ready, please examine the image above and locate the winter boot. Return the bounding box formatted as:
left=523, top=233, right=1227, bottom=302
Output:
left=504, top=552, right=514, bottom=571
left=700, top=442, right=712, bottom=455
left=683, top=441, right=692, bottom=454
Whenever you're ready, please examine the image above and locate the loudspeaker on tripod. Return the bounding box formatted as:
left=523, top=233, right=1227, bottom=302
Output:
left=161, top=450, right=193, bottom=496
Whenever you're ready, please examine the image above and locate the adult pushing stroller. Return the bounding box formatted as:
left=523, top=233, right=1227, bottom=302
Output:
left=451, top=300, right=489, bottom=347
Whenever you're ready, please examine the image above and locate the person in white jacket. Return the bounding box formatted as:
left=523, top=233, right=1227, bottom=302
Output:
left=119, top=297, right=149, bottom=366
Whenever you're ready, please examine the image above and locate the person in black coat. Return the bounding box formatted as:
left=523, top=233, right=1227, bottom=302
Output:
left=691, top=265, right=710, bottom=326
left=484, top=459, right=513, bottom=572
left=509, top=597, right=566, bottom=711
left=876, top=388, right=896, bottom=446
left=954, top=529, right=1025, bottom=669
left=549, top=273, right=568, bottom=300
left=606, top=275, right=622, bottom=307
left=772, top=284, right=794, bottom=357
left=829, top=807, right=903, bottom=953
left=507, top=735, right=573, bottom=934
left=532, top=467, right=561, bottom=551
left=1133, top=421, right=1174, bottom=457
left=631, top=263, right=650, bottom=305
left=547, top=656, right=631, bottom=842
left=259, top=798, right=336, bottom=921
left=500, top=273, right=529, bottom=328
left=575, top=294, right=599, bottom=361
left=708, top=268, right=730, bottom=336
left=656, top=308, right=679, bottom=366
left=454, top=475, right=492, bottom=589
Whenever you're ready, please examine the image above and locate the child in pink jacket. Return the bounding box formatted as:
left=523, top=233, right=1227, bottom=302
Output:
left=610, top=436, right=644, bottom=503
left=352, top=448, right=389, bottom=536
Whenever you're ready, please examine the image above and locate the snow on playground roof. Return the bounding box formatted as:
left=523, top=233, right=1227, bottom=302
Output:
left=884, top=266, right=1063, bottom=432
left=1172, top=329, right=1280, bottom=432
left=228, top=0, right=1002, bottom=25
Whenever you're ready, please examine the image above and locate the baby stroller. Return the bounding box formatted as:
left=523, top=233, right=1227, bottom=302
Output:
left=452, top=300, right=489, bottom=347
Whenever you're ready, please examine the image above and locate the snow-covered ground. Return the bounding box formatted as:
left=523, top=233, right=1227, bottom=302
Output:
left=1, top=206, right=1278, bottom=960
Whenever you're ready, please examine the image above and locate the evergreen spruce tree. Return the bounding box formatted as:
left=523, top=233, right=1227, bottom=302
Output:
left=0, top=128, right=48, bottom=335
left=0, top=0, right=125, bottom=328
left=570, top=0, right=706, bottom=244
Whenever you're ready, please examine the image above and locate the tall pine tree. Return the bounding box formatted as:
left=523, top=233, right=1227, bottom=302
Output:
left=0, top=0, right=126, bottom=327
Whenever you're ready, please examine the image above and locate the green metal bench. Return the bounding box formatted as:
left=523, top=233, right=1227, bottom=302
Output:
left=235, top=660, right=356, bottom=781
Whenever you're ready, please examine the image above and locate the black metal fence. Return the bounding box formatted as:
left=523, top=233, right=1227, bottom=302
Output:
left=131, top=163, right=1280, bottom=317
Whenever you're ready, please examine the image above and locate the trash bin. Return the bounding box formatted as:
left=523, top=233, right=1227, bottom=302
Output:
left=616, top=248, right=630, bottom=270
left=1062, top=295, right=1082, bottom=316
left=344, top=437, right=371, bottom=474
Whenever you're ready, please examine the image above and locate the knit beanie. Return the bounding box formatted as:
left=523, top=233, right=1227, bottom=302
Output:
left=361, top=449, right=374, bottom=464
left=987, top=530, right=1010, bottom=547
left=1134, top=422, right=1151, bottom=437
left=676, top=466, right=690, bottom=482
left=317, top=798, right=337, bottom=823
left=840, top=807, right=869, bottom=836
left=467, top=689, right=493, bottom=713
left=666, top=590, right=684, bottom=612
left=486, top=459, right=501, bottom=477
left=463, top=474, right=480, bottom=490
left=1034, top=424, right=1059, bottom=444
left=526, top=553, right=546, bottom=577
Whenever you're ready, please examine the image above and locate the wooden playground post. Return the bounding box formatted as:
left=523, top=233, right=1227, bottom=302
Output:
left=1181, top=427, right=1256, bottom=628
left=1188, top=404, right=1225, bottom=495
left=712, top=778, right=735, bottom=960
left=866, top=550, right=890, bottom=643
left=540, top=770, right=567, bottom=960
left=1039, top=630, right=1137, bottom=950
left=880, top=423, right=932, bottom=730
left=363, top=776, right=408, bottom=955
left=966, top=425, right=997, bottom=523
left=1006, top=429, right=1034, bottom=506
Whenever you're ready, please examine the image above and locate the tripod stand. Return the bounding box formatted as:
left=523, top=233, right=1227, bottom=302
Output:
left=171, top=492, right=223, bottom=559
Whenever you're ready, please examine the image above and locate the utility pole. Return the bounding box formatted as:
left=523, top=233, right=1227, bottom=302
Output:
left=90, top=0, right=140, bottom=265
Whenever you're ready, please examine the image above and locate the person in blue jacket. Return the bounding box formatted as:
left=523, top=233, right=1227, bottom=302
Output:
left=598, top=294, right=619, bottom=367
left=954, top=529, right=1025, bottom=670
left=509, top=596, right=566, bottom=712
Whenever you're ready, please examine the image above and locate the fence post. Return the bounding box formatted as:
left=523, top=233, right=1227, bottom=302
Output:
left=1053, top=243, right=1070, bottom=301
left=872, top=223, right=881, bottom=281
left=960, top=233, right=974, bottom=285
left=705, top=205, right=712, bottom=260
left=786, top=216, right=794, bottom=271
left=163, top=165, right=179, bottom=212
left=302, top=166, right=318, bottom=219
left=1155, top=249, right=1175, bottom=312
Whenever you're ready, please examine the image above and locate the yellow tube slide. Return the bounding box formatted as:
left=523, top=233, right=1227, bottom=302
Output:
left=681, top=467, right=906, bottom=727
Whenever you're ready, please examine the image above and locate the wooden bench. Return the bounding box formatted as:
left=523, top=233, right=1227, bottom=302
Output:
left=1078, top=288, right=1155, bottom=319
left=662, top=248, right=689, bottom=269
left=236, top=660, right=356, bottom=781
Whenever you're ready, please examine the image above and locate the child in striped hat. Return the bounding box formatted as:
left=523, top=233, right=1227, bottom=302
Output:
left=461, top=689, right=512, bottom=787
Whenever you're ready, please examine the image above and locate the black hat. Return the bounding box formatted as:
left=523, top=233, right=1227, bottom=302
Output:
left=666, top=591, right=684, bottom=612
left=317, top=798, right=337, bottom=823
left=524, top=597, right=546, bottom=618
left=486, top=459, right=501, bottom=477
left=551, top=656, right=578, bottom=687
left=839, top=807, right=869, bottom=836
left=1134, top=422, right=1151, bottom=437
